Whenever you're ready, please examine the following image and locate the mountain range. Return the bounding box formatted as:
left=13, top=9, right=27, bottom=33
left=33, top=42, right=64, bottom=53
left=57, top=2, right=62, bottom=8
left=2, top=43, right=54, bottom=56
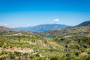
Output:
left=14, top=24, right=71, bottom=32
left=0, top=21, right=90, bottom=32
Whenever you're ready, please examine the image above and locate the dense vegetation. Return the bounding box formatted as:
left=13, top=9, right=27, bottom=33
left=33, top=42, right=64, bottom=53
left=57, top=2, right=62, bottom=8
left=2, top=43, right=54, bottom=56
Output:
left=0, top=25, right=90, bottom=60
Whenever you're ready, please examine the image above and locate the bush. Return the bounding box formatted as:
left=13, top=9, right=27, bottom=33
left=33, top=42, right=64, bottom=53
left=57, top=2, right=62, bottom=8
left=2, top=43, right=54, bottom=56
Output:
left=23, top=53, right=28, bottom=56
left=30, top=55, right=35, bottom=59
left=10, top=45, right=12, bottom=48
left=75, top=52, right=79, bottom=56
left=37, top=57, right=44, bottom=60
left=53, top=56, right=59, bottom=60
left=74, top=50, right=81, bottom=56
left=0, top=57, right=6, bottom=60
left=69, top=56, right=75, bottom=60
left=36, top=53, right=40, bottom=57
left=25, top=55, right=27, bottom=58
left=86, top=55, right=90, bottom=60
left=87, top=51, right=90, bottom=54
left=66, top=53, right=70, bottom=57
left=3, top=45, right=7, bottom=48
left=14, top=51, right=21, bottom=56
left=9, top=54, right=15, bottom=59
left=0, top=51, right=8, bottom=55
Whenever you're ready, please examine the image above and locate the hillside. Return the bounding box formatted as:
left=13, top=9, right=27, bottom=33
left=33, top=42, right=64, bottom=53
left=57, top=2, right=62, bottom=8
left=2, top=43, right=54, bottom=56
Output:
left=41, top=21, right=90, bottom=37
left=0, top=30, right=64, bottom=60
left=0, top=21, right=90, bottom=60
left=0, top=26, right=15, bottom=31
left=77, top=21, right=90, bottom=27
left=41, top=26, right=90, bottom=37
left=14, top=24, right=71, bottom=32
left=0, top=28, right=90, bottom=60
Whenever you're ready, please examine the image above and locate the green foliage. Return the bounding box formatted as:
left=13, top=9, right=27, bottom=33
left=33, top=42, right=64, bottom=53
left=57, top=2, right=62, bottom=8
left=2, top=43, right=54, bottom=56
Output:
left=0, top=29, right=90, bottom=60
left=0, top=57, right=6, bottom=60
left=23, top=53, right=28, bottom=56
left=0, top=51, right=8, bottom=56
left=25, top=55, right=27, bottom=58
left=14, top=51, right=21, bottom=56
left=9, top=53, right=15, bottom=59
left=74, top=50, right=81, bottom=56
left=36, top=53, right=40, bottom=57
left=0, top=43, right=3, bottom=47
left=87, top=51, right=90, bottom=54
left=52, top=56, right=60, bottom=60
left=37, top=57, right=45, bottom=60
left=30, top=55, right=35, bottom=59
left=53, top=38, right=62, bottom=43
left=85, top=55, right=90, bottom=60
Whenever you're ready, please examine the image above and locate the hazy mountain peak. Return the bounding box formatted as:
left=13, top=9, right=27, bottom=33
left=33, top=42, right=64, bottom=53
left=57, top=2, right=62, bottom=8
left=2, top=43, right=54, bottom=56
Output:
left=14, top=24, right=71, bottom=32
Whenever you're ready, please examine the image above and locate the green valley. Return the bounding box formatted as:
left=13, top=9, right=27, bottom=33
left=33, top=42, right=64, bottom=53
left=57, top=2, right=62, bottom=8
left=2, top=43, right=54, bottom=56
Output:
left=0, top=21, right=90, bottom=60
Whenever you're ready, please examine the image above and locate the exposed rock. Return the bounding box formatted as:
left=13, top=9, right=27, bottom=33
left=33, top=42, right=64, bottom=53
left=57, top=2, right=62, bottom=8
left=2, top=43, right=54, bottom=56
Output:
left=4, top=47, right=34, bottom=53
left=23, top=48, right=34, bottom=53
left=4, top=42, right=7, bottom=45
left=36, top=40, right=46, bottom=47
left=39, top=53, right=44, bottom=57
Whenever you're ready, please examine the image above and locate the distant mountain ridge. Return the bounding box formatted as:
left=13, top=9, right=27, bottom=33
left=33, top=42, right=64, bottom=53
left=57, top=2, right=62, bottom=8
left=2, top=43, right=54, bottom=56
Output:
left=14, top=24, right=71, bottom=32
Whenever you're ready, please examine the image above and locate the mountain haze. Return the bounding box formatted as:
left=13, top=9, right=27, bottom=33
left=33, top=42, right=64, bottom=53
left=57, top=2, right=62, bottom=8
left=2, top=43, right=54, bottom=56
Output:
left=14, top=24, right=71, bottom=32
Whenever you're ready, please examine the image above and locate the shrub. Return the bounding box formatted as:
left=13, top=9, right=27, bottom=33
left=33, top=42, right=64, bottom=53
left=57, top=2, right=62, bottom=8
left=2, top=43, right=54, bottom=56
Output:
left=0, top=57, right=6, bottom=60
left=3, top=45, right=7, bottom=48
left=86, top=55, right=90, bottom=60
left=9, top=54, right=15, bottom=59
left=75, top=52, right=79, bottom=56
left=10, top=45, right=12, bottom=48
left=53, top=56, right=59, bottom=60
left=25, top=55, right=27, bottom=58
left=30, top=55, right=35, bottom=59
left=69, top=56, right=75, bottom=60
left=23, top=53, right=28, bottom=56
left=83, top=45, right=87, bottom=48
left=36, top=53, right=40, bottom=57
left=0, top=51, right=8, bottom=55
left=14, top=51, right=21, bottom=56
left=87, top=51, right=90, bottom=54
left=37, top=57, right=44, bottom=60
left=74, top=50, right=81, bottom=56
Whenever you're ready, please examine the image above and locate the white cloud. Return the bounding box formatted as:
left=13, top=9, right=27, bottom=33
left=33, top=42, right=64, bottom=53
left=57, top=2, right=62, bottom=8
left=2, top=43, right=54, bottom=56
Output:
left=4, top=23, right=7, bottom=25
left=27, top=24, right=29, bottom=26
left=53, top=19, right=59, bottom=21
left=0, top=23, right=8, bottom=26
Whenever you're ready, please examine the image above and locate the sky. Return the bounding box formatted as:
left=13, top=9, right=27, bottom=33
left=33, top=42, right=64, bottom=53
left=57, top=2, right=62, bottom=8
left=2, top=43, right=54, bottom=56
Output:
left=0, top=0, right=90, bottom=28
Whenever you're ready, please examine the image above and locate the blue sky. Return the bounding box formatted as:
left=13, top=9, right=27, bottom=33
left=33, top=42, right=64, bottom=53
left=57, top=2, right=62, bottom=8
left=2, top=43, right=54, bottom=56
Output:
left=0, top=0, right=90, bottom=28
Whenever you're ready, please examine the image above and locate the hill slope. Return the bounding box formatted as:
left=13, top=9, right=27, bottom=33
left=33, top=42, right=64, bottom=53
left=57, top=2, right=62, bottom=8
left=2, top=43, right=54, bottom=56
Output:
left=77, top=21, right=90, bottom=27
left=0, top=26, right=15, bottom=31
left=0, top=22, right=90, bottom=60
left=41, top=21, right=90, bottom=37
